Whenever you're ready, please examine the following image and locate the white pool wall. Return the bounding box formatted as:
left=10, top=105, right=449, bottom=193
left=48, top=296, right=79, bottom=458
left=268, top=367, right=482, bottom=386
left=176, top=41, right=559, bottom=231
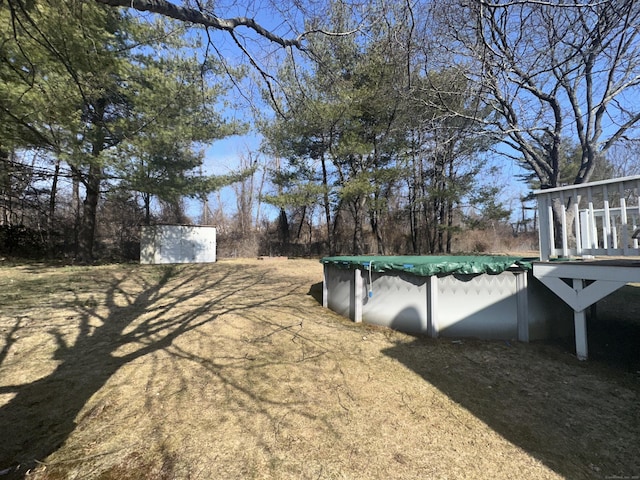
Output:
left=323, top=264, right=572, bottom=341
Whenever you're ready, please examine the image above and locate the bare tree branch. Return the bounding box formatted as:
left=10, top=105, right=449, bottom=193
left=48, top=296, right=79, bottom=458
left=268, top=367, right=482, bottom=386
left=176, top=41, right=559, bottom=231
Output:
left=93, top=0, right=305, bottom=48
left=92, top=0, right=361, bottom=49
left=478, top=0, right=609, bottom=7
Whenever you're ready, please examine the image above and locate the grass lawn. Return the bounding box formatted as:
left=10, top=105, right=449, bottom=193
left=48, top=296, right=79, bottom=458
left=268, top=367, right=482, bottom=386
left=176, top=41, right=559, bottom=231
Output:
left=0, top=258, right=638, bottom=479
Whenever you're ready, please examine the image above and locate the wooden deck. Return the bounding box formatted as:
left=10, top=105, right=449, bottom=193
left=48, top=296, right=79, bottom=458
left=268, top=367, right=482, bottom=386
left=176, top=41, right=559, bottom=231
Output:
left=533, top=177, right=640, bottom=360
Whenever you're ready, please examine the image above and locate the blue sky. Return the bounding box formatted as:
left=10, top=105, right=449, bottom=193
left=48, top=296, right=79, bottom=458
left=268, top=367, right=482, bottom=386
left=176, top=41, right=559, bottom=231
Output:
left=187, top=132, right=272, bottom=222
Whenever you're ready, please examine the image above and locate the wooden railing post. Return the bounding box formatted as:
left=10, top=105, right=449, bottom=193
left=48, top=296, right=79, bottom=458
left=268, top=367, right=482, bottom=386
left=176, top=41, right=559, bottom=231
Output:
left=537, top=192, right=553, bottom=261
left=534, top=175, right=640, bottom=260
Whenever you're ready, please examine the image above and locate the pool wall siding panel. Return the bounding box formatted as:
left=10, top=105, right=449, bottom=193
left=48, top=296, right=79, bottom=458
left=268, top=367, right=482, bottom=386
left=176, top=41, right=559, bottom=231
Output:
left=322, top=260, right=572, bottom=341
left=361, top=271, right=429, bottom=334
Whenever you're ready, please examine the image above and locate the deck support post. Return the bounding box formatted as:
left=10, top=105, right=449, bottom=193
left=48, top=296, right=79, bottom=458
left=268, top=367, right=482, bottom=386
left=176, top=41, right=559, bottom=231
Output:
left=572, top=279, right=588, bottom=361
left=533, top=262, right=637, bottom=360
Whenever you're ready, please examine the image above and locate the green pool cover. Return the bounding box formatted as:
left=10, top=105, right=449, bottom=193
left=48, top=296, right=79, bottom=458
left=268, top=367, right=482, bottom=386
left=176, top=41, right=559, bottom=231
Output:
left=320, top=255, right=538, bottom=276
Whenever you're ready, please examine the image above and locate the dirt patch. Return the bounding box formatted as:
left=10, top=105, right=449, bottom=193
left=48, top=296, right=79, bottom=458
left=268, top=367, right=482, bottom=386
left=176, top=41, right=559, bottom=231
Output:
left=0, top=259, right=638, bottom=479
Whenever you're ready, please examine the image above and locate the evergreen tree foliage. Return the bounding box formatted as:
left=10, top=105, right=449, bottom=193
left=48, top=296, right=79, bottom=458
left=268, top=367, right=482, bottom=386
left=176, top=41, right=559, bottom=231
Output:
left=0, top=0, right=243, bottom=259
left=260, top=1, right=501, bottom=254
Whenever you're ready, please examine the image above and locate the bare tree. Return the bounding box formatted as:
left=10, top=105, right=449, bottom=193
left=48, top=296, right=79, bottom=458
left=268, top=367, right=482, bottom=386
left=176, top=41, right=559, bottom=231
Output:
left=606, top=140, right=640, bottom=178
left=232, top=151, right=260, bottom=237
left=433, top=0, right=640, bottom=189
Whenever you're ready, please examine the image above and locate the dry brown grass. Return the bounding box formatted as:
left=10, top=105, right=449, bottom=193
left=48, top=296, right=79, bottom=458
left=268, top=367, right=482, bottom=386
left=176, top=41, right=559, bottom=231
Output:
left=0, top=258, right=638, bottom=479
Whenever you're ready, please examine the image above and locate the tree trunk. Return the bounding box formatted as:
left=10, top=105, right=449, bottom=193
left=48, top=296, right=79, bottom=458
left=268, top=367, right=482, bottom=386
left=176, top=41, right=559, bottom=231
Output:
left=320, top=154, right=333, bottom=254
left=369, top=206, right=385, bottom=255
left=445, top=155, right=455, bottom=254
left=446, top=200, right=454, bottom=254
left=47, top=159, right=61, bottom=254
left=296, top=206, right=307, bottom=240
left=72, top=173, right=81, bottom=255
left=77, top=163, right=102, bottom=263
left=408, top=161, right=420, bottom=254
left=76, top=98, right=108, bottom=263
left=0, top=147, right=9, bottom=226
left=331, top=199, right=343, bottom=255
left=351, top=195, right=365, bottom=255
left=143, top=192, right=151, bottom=225
left=277, top=208, right=289, bottom=252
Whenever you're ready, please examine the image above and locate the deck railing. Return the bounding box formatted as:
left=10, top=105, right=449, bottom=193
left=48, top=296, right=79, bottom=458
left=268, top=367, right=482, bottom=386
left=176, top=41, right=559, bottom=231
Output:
left=534, top=175, right=640, bottom=261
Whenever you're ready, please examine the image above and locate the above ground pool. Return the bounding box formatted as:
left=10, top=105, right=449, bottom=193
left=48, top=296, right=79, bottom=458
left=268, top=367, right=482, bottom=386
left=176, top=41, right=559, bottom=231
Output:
left=321, top=255, right=572, bottom=341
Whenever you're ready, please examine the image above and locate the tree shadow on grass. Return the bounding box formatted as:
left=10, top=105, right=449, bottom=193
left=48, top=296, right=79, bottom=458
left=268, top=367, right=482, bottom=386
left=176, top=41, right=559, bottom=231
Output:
left=383, top=335, right=640, bottom=479
left=0, top=263, right=299, bottom=478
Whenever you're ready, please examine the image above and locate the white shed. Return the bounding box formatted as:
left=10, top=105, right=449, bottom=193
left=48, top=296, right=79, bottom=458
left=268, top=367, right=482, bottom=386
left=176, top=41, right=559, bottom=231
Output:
left=140, top=225, right=216, bottom=264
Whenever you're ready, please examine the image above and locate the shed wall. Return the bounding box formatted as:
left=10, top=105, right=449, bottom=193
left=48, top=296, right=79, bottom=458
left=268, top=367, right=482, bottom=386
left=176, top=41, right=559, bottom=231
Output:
left=140, top=225, right=216, bottom=264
